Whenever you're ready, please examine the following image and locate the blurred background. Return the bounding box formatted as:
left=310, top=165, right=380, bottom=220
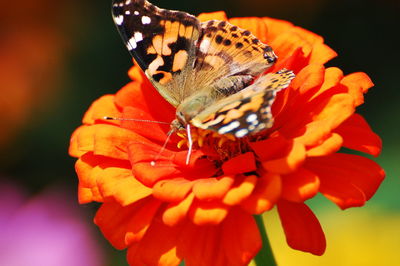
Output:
left=0, top=0, right=398, bottom=265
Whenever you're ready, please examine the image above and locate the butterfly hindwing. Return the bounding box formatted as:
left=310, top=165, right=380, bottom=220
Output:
left=112, top=0, right=201, bottom=106
left=191, top=69, right=296, bottom=137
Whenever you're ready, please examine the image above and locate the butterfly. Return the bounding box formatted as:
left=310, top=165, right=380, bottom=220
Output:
left=111, top=0, right=295, bottom=138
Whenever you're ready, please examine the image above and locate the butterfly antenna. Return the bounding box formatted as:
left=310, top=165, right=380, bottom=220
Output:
left=186, top=124, right=193, bottom=165
left=103, top=116, right=170, bottom=125
left=150, top=129, right=174, bottom=166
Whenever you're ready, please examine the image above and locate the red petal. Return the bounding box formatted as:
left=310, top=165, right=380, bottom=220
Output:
left=221, top=208, right=262, bottom=265
left=281, top=167, right=320, bottom=202
left=335, top=114, right=382, bottom=156
left=250, top=135, right=291, bottom=161
left=277, top=200, right=326, bottom=255
left=222, top=152, right=257, bottom=175
left=306, top=153, right=385, bottom=209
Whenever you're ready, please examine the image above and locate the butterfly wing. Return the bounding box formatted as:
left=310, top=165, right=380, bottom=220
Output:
left=191, top=69, right=295, bottom=137
left=190, top=20, right=277, bottom=96
left=112, top=0, right=201, bottom=106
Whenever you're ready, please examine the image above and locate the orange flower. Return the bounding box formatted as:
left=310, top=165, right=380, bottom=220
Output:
left=69, top=12, right=384, bottom=265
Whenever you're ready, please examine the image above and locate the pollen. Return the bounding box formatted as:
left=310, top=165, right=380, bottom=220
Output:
left=176, top=127, right=235, bottom=150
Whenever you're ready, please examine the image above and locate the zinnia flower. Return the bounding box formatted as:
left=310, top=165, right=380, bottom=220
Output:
left=69, top=11, right=385, bottom=265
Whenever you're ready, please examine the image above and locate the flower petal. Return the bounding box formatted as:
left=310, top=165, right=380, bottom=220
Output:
left=341, top=72, right=374, bottom=106
left=82, top=95, right=122, bottom=125
left=192, top=175, right=235, bottom=201
left=240, top=172, right=281, bottom=214
left=229, top=17, right=269, bottom=43
left=281, top=167, right=320, bottom=202
left=335, top=114, right=382, bottom=156
left=96, top=167, right=153, bottom=206
left=306, top=153, right=385, bottom=209
left=162, top=193, right=195, bottom=226
left=223, top=175, right=258, bottom=206
left=306, top=133, right=343, bottom=157
left=262, top=141, right=306, bottom=174
left=222, top=152, right=257, bottom=175
left=75, top=153, right=104, bottom=203
left=153, top=178, right=194, bottom=202
left=94, top=198, right=161, bottom=250
left=198, top=11, right=228, bottom=22
left=221, top=208, right=262, bottom=266
left=277, top=200, right=326, bottom=255
left=189, top=199, right=229, bottom=225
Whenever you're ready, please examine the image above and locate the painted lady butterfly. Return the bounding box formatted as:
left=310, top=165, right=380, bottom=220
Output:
left=112, top=0, right=295, bottom=138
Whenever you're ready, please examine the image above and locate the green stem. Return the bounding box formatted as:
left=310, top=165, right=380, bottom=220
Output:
left=254, top=215, right=277, bottom=266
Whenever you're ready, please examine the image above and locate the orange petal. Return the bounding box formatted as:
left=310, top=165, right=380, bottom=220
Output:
left=229, top=17, right=269, bottom=43
left=223, top=175, right=258, bottom=206
left=96, top=167, right=153, bottom=206
left=92, top=124, right=142, bottom=160
left=262, top=17, right=293, bottom=42
left=75, top=153, right=105, bottom=203
left=306, top=153, right=385, bottom=209
left=250, top=135, right=291, bottom=161
left=82, top=95, right=121, bottom=125
left=114, top=81, right=175, bottom=123
left=127, top=215, right=182, bottom=266
left=124, top=198, right=163, bottom=245
left=222, top=152, right=257, bottom=175
left=335, top=114, right=382, bottom=156
left=221, top=208, right=262, bottom=265
left=290, top=64, right=325, bottom=95
left=197, top=11, right=228, bottom=22
left=240, top=172, right=281, bottom=214
left=262, top=141, right=306, bottom=174
left=153, top=178, right=194, bottom=202
left=162, top=193, right=195, bottom=226
left=94, top=198, right=160, bottom=250
left=281, top=167, right=320, bottom=202
left=306, top=133, right=343, bottom=157
left=192, top=175, right=235, bottom=201
left=277, top=200, right=326, bottom=255
left=309, top=42, right=337, bottom=65
left=270, top=30, right=313, bottom=61
left=128, top=65, right=145, bottom=83
left=189, top=199, right=229, bottom=225
left=311, top=93, right=355, bottom=130
left=341, top=72, right=374, bottom=106
left=69, top=126, right=85, bottom=157
left=176, top=221, right=223, bottom=266
left=308, top=67, right=344, bottom=101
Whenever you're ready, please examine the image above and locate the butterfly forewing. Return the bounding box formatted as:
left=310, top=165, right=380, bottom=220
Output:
left=191, top=69, right=296, bottom=137
left=112, top=0, right=201, bottom=106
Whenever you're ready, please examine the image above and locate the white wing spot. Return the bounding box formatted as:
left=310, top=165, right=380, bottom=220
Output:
left=134, top=11, right=139, bottom=15
left=125, top=10, right=131, bottom=15
left=141, top=16, right=151, bottom=24
left=246, top=114, right=258, bottom=123
left=235, top=129, right=249, bottom=138
left=127, top=37, right=137, bottom=50
left=199, top=39, right=210, bottom=53
left=125, top=0, right=131, bottom=4
left=218, top=121, right=240, bottom=134
left=134, top=32, right=143, bottom=42
left=114, top=15, right=124, bottom=26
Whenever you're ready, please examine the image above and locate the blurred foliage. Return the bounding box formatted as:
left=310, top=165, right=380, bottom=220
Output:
left=0, top=0, right=398, bottom=265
